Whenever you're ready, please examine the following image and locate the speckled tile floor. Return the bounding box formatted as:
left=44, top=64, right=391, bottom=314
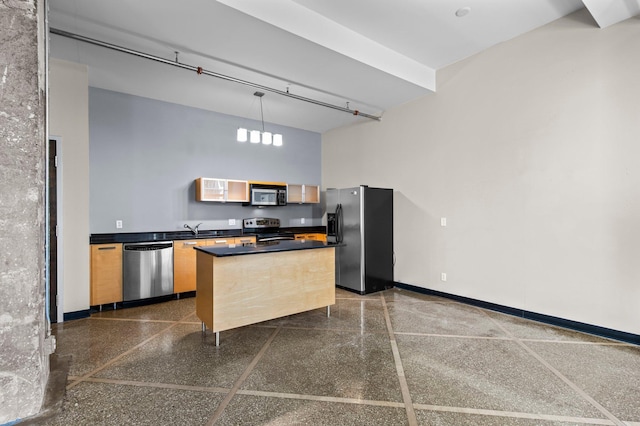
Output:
left=42, top=287, right=640, bottom=425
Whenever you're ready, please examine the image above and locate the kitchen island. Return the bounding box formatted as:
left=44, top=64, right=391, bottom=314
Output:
left=195, top=240, right=336, bottom=345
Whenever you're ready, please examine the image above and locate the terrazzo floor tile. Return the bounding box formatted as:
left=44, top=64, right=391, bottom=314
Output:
left=261, top=297, right=388, bottom=332
left=181, top=312, right=201, bottom=323
left=93, top=324, right=275, bottom=388
left=242, top=328, right=403, bottom=402
left=216, top=394, right=409, bottom=426
left=526, top=341, right=640, bottom=422
left=52, top=319, right=172, bottom=376
left=387, top=300, right=507, bottom=337
left=396, top=334, right=605, bottom=418
left=44, top=381, right=223, bottom=426
left=415, top=410, right=598, bottom=425
left=483, top=311, right=618, bottom=343
left=92, top=297, right=196, bottom=321
left=45, top=293, right=640, bottom=425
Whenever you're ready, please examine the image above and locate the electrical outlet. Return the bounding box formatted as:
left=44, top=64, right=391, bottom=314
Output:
left=441, top=272, right=447, bottom=282
left=441, top=217, right=447, bottom=227
left=228, top=219, right=236, bottom=226
left=116, top=220, right=123, bottom=229
left=301, top=218, right=305, bottom=224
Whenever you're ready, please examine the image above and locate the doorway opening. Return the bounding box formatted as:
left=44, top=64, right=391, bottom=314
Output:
left=47, top=137, right=63, bottom=323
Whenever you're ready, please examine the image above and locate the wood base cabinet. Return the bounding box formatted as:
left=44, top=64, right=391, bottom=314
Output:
left=173, top=240, right=204, bottom=294
left=294, top=233, right=327, bottom=242
left=90, top=243, right=123, bottom=305
left=174, top=236, right=257, bottom=294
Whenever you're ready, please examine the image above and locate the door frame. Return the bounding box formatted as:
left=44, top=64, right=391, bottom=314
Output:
left=47, top=135, right=64, bottom=323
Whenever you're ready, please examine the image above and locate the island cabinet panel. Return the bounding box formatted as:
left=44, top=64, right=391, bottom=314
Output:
left=90, top=243, right=123, bottom=305
left=196, top=248, right=335, bottom=333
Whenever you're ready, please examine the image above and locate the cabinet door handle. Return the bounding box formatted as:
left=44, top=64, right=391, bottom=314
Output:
left=183, top=242, right=197, bottom=246
left=98, top=246, right=116, bottom=250
left=215, top=240, right=228, bottom=244
left=237, top=238, right=252, bottom=243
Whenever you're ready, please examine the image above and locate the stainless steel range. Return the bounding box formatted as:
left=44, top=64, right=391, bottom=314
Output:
left=243, top=218, right=295, bottom=242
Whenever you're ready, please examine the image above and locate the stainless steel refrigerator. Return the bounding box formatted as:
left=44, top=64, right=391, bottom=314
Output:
left=326, top=186, right=393, bottom=294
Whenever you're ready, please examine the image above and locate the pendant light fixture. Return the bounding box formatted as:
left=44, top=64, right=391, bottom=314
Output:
left=236, top=127, right=248, bottom=142
left=237, top=92, right=283, bottom=146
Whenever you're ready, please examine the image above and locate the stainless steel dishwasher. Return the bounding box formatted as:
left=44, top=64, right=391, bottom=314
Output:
left=123, top=241, right=174, bottom=301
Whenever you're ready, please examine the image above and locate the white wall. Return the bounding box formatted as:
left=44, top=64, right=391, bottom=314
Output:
left=322, top=10, right=640, bottom=335
left=49, top=58, right=90, bottom=314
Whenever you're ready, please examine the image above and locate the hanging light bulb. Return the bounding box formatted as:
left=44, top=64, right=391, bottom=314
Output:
left=262, top=131, right=272, bottom=145
left=237, top=128, right=248, bottom=142
left=237, top=92, right=283, bottom=147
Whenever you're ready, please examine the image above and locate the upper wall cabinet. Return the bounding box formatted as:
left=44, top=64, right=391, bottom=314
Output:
left=195, top=178, right=249, bottom=202
left=287, top=184, right=320, bottom=204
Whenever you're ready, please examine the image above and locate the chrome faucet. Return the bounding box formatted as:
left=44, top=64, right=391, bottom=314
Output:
left=184, top=223, right=203, bottom=236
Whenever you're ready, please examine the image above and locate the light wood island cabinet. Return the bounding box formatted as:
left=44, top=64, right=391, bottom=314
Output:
left=196, top=241, right=335, bottom=345
left=90, top=243, right=123, bottom=305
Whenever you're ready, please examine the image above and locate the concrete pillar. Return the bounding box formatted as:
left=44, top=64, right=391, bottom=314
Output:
left=0, top=0, right=51, bottom=423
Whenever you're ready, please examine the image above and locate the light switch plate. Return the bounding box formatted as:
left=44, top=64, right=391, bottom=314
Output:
left=116, top=220, right=123, bottom=229
left=228, top=219, right=236, bottom=226
left=301, top=218, right=305, bottom=224
left=441, top=217, right=447, bottom=227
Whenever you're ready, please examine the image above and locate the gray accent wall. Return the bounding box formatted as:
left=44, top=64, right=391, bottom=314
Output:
left=89, top=88, right=322, bottom=233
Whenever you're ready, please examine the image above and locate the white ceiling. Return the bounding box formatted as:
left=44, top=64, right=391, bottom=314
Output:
left=48, top=0, right=639, bottom=133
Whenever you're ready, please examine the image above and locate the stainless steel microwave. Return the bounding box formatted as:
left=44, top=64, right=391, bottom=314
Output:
left=249, top=185, right=287, bottom=206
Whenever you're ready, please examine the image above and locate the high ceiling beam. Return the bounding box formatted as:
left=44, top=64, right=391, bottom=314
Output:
left=582, top=0, right=640, bottom=28
left=216, top=0, right=437, bottom=92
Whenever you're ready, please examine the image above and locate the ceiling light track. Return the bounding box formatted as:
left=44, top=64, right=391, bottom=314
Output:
left=50, top=28, right=381, bottom=122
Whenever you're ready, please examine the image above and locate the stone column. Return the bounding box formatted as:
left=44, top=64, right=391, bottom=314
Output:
left=0, top=0, right=50, bottom=423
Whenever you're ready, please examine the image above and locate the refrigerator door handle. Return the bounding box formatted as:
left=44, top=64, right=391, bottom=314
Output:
left=337, top=203, right=344, bottom=243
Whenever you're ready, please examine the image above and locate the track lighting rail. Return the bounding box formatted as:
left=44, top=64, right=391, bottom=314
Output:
left=50, top=28, right=382, bottom=122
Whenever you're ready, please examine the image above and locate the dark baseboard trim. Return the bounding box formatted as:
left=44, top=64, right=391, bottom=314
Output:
left=394, top=282, right=640, bottom=346
left=176, top=291, right=196, bottom=299
left=62, top=309, right=91, bottom=321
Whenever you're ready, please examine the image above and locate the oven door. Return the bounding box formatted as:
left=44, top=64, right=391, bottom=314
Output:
left=256, top=233, right=295, bottom=242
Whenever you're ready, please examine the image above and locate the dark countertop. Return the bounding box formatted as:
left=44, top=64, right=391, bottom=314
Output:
left=90, top=226, right=326, bottom=244
left=194, top=240, right=337, bottom=257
